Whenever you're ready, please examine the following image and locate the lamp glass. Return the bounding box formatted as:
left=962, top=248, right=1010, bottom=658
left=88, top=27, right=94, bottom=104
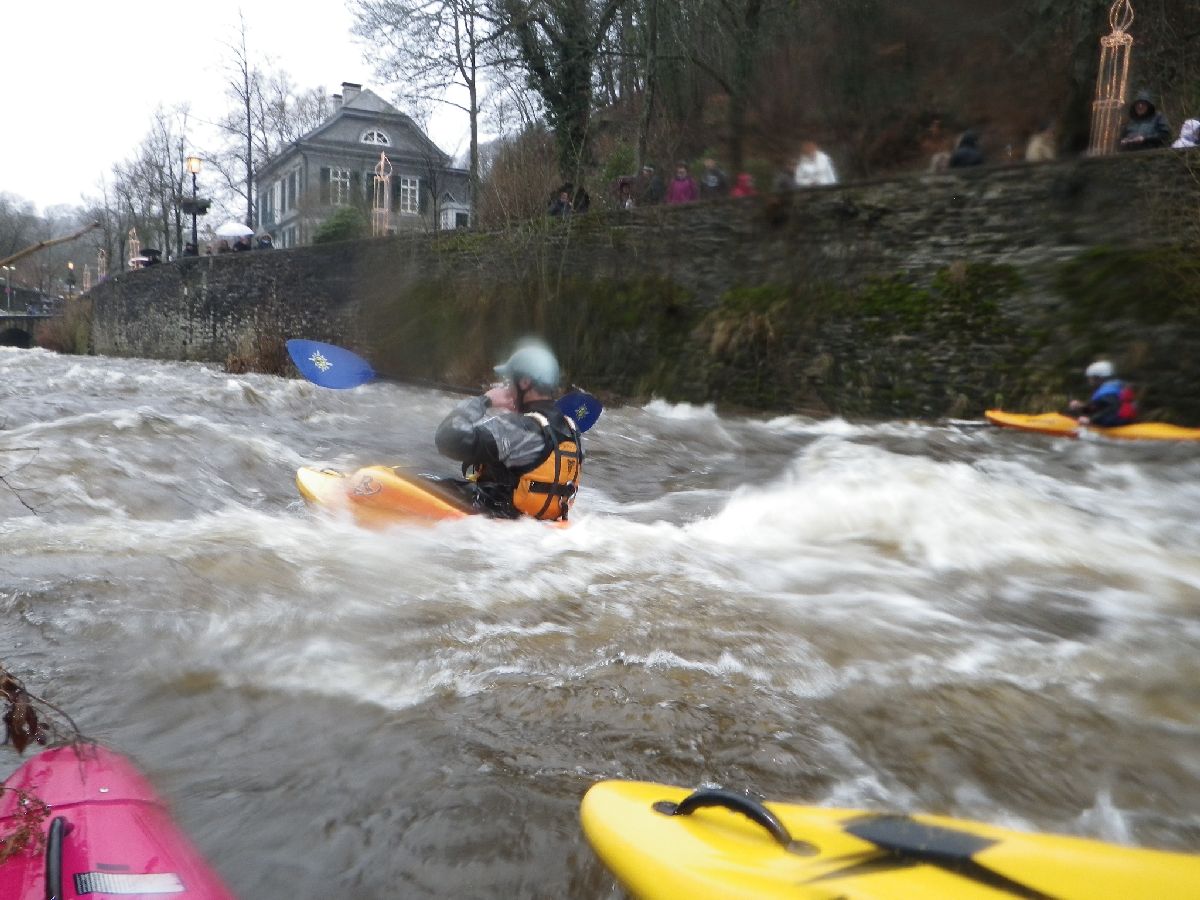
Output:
left=186, top=155, right=202, bottom=175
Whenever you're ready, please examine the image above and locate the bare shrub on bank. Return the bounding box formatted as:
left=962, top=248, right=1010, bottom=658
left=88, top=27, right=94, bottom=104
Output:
left=35, top=299, right=92, bottom=355
left=476, top=128, right=559, bottom=229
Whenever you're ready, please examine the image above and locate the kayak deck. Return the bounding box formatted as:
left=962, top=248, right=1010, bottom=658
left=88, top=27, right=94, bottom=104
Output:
left=581, top=780, right=1200, bottom=900
left=984, top=409, right=1200, bottom=441
left=0, top=744, right=235, bottom=899
left=297, top=465, right=476, bottom=526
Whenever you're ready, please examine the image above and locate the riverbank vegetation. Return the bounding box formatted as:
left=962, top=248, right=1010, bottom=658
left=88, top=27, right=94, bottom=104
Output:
left=6, top=0, right=1198, bottom=283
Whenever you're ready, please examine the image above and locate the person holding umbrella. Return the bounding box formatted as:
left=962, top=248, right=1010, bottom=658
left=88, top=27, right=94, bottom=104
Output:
left=214, top=221, right=255, bottom=240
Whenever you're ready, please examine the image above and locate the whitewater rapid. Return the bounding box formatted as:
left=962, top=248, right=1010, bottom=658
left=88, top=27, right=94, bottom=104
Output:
left=1, top=347, right=1197, bottom=897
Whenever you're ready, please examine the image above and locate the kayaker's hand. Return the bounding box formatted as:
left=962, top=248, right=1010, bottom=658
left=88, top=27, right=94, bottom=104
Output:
left=485, top=384, right=516, bottom=412
left=1077, top=416, right=1090, bottom=426
left=1067, top=399, right=1084, bottom=411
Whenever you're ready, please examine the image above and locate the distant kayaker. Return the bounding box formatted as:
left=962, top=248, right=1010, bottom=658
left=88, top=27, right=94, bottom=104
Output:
left=435, top=341, right=582, bottom=521
left=1068, top=360, right=1138, bottom=427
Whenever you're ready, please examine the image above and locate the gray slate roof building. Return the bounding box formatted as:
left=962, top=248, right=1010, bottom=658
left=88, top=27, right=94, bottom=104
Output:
left=254, top=83, right=471, bottom=247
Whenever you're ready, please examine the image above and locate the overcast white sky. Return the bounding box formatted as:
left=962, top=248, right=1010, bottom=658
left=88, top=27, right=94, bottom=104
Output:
left=0, top=2, right=470, bottom=213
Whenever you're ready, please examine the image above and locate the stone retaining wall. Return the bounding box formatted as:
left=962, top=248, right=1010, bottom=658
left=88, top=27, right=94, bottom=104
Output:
left=89, top=149, right=1200, bottom=421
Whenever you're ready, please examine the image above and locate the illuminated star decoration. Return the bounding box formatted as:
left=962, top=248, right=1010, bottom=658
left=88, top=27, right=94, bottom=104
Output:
left=308, top=351, right=333, bottom=373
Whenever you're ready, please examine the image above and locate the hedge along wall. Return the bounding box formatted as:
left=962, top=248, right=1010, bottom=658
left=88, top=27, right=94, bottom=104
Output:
left=90, top=149, right=1200, bottom=421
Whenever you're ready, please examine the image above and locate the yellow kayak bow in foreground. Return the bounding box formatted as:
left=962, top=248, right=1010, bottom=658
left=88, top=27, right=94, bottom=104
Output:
left=580, top=780, right=1200, bottom=900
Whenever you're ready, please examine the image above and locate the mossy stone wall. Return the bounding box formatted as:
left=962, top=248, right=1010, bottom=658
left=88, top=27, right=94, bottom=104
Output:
left=90, top=150, right=1200, bottom=421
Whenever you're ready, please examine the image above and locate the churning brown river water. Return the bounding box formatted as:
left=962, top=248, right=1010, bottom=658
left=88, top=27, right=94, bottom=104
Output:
left=1, top=347, right=1198, bottom=897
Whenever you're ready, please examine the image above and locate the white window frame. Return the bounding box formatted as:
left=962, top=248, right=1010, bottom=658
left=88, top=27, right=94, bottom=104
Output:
left=361, top=129, right=391, bottom=146
left=330, top=167, right=352, bottom=206
left=399, top=176, right=419, bottom=215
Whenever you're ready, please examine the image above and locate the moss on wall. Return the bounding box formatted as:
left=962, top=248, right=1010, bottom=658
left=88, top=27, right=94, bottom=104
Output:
left=89, top=151, right=1200, bottom=423
left=1056, top=246, right=1200, bottom=326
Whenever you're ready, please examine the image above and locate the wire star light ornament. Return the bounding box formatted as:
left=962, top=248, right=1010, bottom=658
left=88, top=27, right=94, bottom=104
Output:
left=1089, top=0, right=1135, bottom=156
left=126, top=229, right=141, bottom=271
left=372, top=152, right=393, bottom=238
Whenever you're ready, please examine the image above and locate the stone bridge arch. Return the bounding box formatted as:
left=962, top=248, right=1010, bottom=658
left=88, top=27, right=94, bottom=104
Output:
left=0, top=326, right=34, bottom=349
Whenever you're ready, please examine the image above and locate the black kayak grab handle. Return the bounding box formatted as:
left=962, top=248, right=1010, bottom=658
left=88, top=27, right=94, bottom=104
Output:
left=654, top=789, right=795, bottom=849
left=45, top=816, right=65, bottom=900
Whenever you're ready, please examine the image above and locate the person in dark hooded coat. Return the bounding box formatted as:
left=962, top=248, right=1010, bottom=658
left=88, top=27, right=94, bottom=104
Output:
left=948, top=130, right=984, bottom=168
left=1120, top=91, right=1172, bottom=151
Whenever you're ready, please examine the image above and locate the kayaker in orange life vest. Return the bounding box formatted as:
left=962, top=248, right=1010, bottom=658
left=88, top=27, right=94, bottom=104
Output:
left=1067, top=360, right=1138, bottom=427
left=435, top=341, right=582, bottom=521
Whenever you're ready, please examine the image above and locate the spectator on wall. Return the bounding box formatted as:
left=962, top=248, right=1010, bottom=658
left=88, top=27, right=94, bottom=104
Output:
left=614, top=178, right=635, bottom=210
left=256, top=233, right=274, bottom=250
left=635, top=165, right=665, bottom=205
left=548, top=188, right=573, bottom=217
left=770, top=157, right=796, bottom=192
left=664, top=163, right=699, bottom=204
left=572, top=186, right=591, bottom=214
left=949, top=130, right=985, bottom=168
left=1025, top=122, right=1057, bottom=162
left=730, top=173, right=758, bottom=198
left=1172, top=118, right=1199, bottom=149
left=1120, top=90, right=1172, bottom=151
left=793, top=141, right=838, bottom=187
left=698, top=157, right=729, bottom=199
left=919, top=118, right=953, bottom=173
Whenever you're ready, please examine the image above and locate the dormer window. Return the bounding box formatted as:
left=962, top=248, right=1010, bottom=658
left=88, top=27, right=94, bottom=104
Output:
left=361, top=129, right=391, bottom=146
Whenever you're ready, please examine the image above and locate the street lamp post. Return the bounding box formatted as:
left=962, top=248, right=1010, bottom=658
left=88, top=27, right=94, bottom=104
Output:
left=186, top=155, right=202, bottom=251
left=66, top=261, right=75, bottom=301
left=1, top=265, right=13, bottom=312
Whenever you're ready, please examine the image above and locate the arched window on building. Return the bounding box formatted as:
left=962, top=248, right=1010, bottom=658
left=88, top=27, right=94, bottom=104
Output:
left=361, top=129, right=391, bottom=146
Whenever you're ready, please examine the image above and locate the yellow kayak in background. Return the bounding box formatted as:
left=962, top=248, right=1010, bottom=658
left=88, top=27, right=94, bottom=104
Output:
left=580, top=780, right=1200, bottom=900
left=296, top=465, right=474, bottom=527
left=985, top=409, right=1200, bottom=441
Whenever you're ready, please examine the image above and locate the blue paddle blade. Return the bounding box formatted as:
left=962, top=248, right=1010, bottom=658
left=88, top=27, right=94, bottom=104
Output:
left=557, top=390, right=603, bottom=433
left=286, top=339, right=375, bottom=390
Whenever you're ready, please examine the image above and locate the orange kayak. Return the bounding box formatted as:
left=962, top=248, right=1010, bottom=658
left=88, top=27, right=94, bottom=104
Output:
left=296, top=465, right=474, bottom=527
left=296, top=464, right=571, bottom=527
left=984, top=410, right=1200, bottom=442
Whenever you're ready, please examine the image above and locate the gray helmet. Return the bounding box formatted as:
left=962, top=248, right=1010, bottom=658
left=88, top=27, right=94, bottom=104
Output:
left=1085, top=360, right=1115, bottom=379
left=494, top=341, right=560, bottom=392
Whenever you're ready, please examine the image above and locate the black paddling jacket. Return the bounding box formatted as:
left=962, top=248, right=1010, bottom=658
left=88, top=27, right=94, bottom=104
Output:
left=435, top=397, right=582, bottom=520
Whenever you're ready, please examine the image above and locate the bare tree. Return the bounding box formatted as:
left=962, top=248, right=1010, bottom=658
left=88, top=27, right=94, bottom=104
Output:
left=352, top=0, right=499, bottom=212
left=496, top=0, right=630, bottom=180
left=210, top=17, right=336, bottom=233
left=213, top=12, right=259, bottom=228
left=0, top=194, right=39, bottom=262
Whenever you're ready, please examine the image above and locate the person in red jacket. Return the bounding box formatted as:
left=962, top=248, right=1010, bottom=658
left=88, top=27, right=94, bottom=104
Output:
left=730, top=173, right=757, bottom=197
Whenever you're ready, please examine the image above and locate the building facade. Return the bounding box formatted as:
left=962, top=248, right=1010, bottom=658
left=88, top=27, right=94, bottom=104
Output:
left=254, top=83, right=470, bottom=248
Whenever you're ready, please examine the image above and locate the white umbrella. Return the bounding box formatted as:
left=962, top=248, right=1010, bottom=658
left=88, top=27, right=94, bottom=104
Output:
left=215, top=221, right=255, bottom=238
